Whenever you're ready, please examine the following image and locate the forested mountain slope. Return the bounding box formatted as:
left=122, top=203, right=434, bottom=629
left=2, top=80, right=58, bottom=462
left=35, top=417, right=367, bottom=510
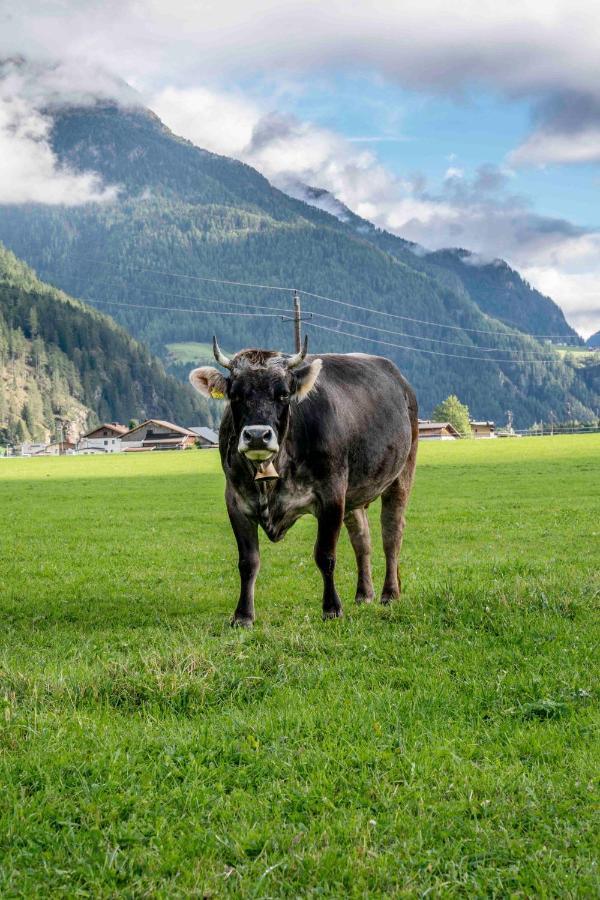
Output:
left=0, top=102, right=596, bottom=427
left=0, top=244, right=214, bottom=444
left=298, top=186, right=579, bottom=342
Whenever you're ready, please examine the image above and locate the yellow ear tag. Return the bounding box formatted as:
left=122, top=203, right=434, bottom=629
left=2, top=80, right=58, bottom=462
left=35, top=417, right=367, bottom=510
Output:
left=210, top=389, right=225, bottom=399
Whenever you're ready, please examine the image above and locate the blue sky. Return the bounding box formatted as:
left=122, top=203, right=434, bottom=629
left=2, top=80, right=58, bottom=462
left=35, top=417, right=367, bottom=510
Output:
left=247, top=72, right=598, bottom=229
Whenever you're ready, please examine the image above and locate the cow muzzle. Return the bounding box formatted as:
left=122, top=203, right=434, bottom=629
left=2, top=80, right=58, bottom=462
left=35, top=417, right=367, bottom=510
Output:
left=238, top=425, right=279, bottom=460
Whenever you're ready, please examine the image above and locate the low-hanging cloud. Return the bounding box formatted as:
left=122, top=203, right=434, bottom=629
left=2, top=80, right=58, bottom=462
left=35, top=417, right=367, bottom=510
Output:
left=0, top=59, right=127, bottom=204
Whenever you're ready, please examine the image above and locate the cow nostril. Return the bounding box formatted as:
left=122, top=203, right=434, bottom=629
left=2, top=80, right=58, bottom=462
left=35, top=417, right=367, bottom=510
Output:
left=261, top=429, right=272, bottom=443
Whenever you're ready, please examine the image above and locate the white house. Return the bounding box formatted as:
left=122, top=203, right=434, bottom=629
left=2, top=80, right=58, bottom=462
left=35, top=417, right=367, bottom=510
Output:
left=77, top=423, right=128, bottom=454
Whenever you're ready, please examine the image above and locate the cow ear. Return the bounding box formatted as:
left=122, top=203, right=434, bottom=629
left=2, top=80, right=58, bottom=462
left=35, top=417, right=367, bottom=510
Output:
left=189, top=366, right=229, bottom=400
left=291, top=358, right=322, bottom=402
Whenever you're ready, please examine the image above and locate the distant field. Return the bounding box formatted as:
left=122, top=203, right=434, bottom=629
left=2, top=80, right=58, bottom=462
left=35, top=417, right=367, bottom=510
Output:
left=552, top=344, right=599, bottom=365
left=166, top=342, right=220, bottom=365
left=0, top=437, right=598, bottom=896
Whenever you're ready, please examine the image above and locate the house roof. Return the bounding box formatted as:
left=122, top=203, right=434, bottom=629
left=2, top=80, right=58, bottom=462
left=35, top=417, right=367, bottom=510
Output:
left=470, top=420, right=495, bottom=428
left=82, top=423, right=128, bottom=438
left=418, top=421, right=461, bottom=437
left=124, top=419, right=196, bottom=438
left=188, top=426, right=219, bottom=443
left=141, top=436, right=193, bottom=445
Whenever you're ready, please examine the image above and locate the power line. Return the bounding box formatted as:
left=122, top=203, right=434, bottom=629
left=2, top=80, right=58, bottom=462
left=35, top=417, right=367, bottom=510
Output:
left=303, top=320, right=567, bottom=363
left=86, top=298, right=283, bottom=318
left=69, top=255, right=580, bottom=340
left=73, top=256, right=294, bottom=293
left=300, top=289, right=577, bottom=340
left=88, top=277, right=290, bottom=314
left=83, top=296, right=576, bottom=364
left=91, top=278, right=557, bottom=355
left=307, top=309, right=556, bottom=356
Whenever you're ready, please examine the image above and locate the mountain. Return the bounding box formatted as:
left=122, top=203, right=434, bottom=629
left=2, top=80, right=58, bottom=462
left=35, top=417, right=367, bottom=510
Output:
left=0, top=243, right=214, bottom=444
left=587, top=331, right=600, bottom=349
left=424, top=249, right=578, bottom=342
left=295, top=185, right=579, bottom=343
left=0, top=101, right=596, bottom=428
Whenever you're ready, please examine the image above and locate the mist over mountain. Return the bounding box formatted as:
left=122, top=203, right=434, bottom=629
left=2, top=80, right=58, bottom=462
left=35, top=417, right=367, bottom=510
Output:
left=0, top=98, right=597, bottom=428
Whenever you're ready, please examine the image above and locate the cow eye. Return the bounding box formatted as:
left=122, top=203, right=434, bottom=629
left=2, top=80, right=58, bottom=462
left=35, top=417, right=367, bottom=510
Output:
left=276, top=391, right=290, bottom=403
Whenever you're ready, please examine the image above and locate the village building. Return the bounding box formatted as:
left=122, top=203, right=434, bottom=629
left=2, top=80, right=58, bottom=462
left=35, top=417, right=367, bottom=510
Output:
left=19, top=442, right=48, bottom=457
left=43, top=440, right=76, bottom=456
left=77, top=423, right=128, bottom=454
left=120, top=419, right=197, bottom=451
left=470, top=420, right=496, bottom=438
left=418, top=421, right=461, bottom=440
left=188, top=426, right=219, bottom=448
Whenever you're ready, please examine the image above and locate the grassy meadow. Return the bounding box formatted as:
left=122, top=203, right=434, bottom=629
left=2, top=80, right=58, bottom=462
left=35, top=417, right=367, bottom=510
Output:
left=0, top=436, right=598, bottom=897
left=166, top=342, right=218, bottom=365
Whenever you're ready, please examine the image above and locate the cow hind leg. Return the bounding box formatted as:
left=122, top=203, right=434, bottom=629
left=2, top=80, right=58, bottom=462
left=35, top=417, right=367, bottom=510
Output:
left=344, top=507, right=375, bottom=603
left=380, top=449, right=417, bottom=604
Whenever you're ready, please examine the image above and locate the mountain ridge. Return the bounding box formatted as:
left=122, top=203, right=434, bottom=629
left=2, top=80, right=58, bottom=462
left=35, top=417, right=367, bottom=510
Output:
left=291, top=184, right=579, bottom=343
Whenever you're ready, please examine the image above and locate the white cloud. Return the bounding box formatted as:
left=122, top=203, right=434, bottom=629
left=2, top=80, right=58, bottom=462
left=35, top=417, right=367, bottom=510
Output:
left=0, top=99, right=117, bottom=205
left=153, top=86, right=258, bottom=158
left=521, top=266, right=600, bottom=338
left=4, top=2, right=600, bottom=99
left=510, top=127, right=600, bottom=166
left=0, top=60, right=122, bottom=204
left=444, top=167, right=464, bottom=180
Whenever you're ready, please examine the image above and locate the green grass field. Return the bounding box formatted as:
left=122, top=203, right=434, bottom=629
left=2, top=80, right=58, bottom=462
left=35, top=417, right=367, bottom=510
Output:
left=553, top=345, right=599, bottom=366
left=0, top=437, right=598, bottom=897
left=166, top=342, right=220, bottom=365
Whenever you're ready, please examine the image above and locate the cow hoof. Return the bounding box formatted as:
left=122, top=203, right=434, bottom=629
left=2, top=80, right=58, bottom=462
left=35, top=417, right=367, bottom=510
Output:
left=231, top=616, right=254, bottom=628
left=380, top=594, right=399, bottom=605
left=355, top=594, right=374, bottom=604
left=322, top=608, right=344, bottom=620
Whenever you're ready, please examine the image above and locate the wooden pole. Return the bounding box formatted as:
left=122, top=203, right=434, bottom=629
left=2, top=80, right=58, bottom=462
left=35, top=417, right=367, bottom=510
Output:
left=293, top=290, right=301, bottom=353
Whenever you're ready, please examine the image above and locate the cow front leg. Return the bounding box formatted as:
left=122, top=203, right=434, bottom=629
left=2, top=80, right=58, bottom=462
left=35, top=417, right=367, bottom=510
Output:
left=315, top=501, right=345, bottom=619
left=226, top=491, right=260, bottom=627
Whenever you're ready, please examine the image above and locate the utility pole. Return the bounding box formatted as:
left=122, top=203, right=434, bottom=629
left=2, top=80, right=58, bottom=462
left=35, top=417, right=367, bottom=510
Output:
left=293, top=290, right=302, bottom=353
left=566, top=400, right=573, bottom=433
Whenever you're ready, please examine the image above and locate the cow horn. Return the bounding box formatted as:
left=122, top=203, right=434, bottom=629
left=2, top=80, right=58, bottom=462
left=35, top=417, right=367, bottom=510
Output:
left=213, top=336, right=232, bottom=370
left=286, top=335, right=308, bottom=369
